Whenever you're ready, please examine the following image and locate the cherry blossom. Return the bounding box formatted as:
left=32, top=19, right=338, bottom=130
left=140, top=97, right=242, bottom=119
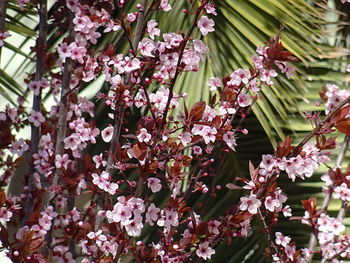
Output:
left=55, top=154, right=70, bottom=169
left=196, top=241, right=215, bottom=260
left=147, top=177, right=162, bottom=193
left=160, top=0, right=171, bottom=11
left=101, top=126, right=114, bottom=143
left=28, top=110, right=45, bottom=127
left=239, top=194, right=262, bottom=214
left=0, top=207, right=13, bottom=221
left=137, top=128, right=152, bottom=143
left=197, top=16, right=215, bottom=36
left=223, top=131, right=237, bottom=151
left=147, top=20, right=160, bottom=39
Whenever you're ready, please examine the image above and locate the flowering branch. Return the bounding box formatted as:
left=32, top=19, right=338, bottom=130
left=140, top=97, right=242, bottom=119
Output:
left=290, top=96, right=350, bottom=157
left=306, top=135, right=350, bottom=262
left=93, top=0, right=150, bottom=232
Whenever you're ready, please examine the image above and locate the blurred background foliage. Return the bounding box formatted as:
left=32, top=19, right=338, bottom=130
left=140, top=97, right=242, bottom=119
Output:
left=1, top=0, right=350, bottom=262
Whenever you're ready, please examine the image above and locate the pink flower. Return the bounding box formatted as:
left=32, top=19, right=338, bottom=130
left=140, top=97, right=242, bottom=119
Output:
left=92, top=172, right=119, bottom=195
left=10, top=139, right=29, bottom=155
left=239, top=194, right=261, bottom=214
left=202, top=126, right=217, bottom=144
left=157, top=209, right=179, bottom=231
left=275, top=232, right=291, bottom=248
left=147, top=178, right=162, bottom=193
left=178, top=132, right=192, bottom=146
left=237, top=93, right=251, bottom=107
left=197, top=16, right=215, bottom=36
left=55, top=154, right=70, bottom=169
left=163, top=33, right=183, bottom=48
left=69, top=42, right=87, bottom=64
left=64, top=134, right=81, bottom=151
left=208, top=220, right=220, bottom=235
left=145, top=203, right=160, bottom=225
left=138, top=38, right=156, bottom=57
left=333, top=183, right=350, bottom=202
left=124, top=57, right=141, bottom=72
left=223, top=131, right=237, bottom=151
left=260, top=69, right=277, bottom=86
left=228, top=69, right=250, bottom=86
left=127, top=13, right=137, bottom=22
left=264, top=196, right=281, bottom=212
left=0, top=207, right=12, bottom=221
left=137, top=128, right=151, bottom=143
left=193, top=146, right=202, bottom=155
left=147, top=20, right=160, bottom=39
left=6, top=106, right=18, bottom=122
left=347, top=64, right=350, bottom=72
left=102, top=126, right=114, bottom=143
left=58, top=42, right=71, bottom=62
left=207, top=77, right=222, bottom=91
left=28, top=81, right=42, bottom=96
left=260, top=154, right=276, bottom=172
left=282, top=205, right=292, bottom=217
left=93, top=154, right=107, bottom=169
left=28, top=110, right=45, bottom=127
left=160, top=0, right=171, bottom=11
left=124, top=217, right=143, bottom=237
left=204, top=4, right=217, bottom=16
left=196, top=242, right=215, bottom=260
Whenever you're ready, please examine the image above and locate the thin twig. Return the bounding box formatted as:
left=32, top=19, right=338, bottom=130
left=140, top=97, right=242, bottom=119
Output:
left=291, top=96, right=350, bottom=157
left=0, top=0, right=8, bottom=62
left=160, top=8, right=204, bottom=128
left=257, top=208, right=279, bottom=255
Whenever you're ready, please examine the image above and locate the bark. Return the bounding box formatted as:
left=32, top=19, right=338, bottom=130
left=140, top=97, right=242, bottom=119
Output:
left=22, top=0, right=48, bottom=226
left=44, top=13, right=74, bottom=257
left=0, top=0, right=8, bottom=60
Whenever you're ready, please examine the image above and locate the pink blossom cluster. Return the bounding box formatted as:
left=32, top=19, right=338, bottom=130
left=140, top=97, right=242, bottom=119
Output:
left=323, top=84, right=350, bottom=116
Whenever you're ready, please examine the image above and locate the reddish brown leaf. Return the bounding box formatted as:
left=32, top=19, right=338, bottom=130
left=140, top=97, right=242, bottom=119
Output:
left=27, top=237, right=44, bottom=254
left=195, top=222, right=208, bottom=235
left=275, top=136, right=294, bottom=157
left=335, top=118, right=350, bottom=136
left=189, top=101, right=206, bottom=121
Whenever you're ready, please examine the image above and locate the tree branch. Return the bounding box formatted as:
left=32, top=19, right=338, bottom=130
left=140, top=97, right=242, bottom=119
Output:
left=306, top=135, right=350, bottom=262
left=22, top=0, right=48, bottom=226
left=93, top=0, right=149, bottom=233
left=291, top=96, right=350, bottom=157
left=0, top=0, right=8, bottom=62
left=44, top=13, right=74, bottom=258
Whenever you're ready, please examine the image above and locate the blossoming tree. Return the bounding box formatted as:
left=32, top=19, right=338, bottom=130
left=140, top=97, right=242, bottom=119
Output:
left=0, top=0, right=350, bottom=263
